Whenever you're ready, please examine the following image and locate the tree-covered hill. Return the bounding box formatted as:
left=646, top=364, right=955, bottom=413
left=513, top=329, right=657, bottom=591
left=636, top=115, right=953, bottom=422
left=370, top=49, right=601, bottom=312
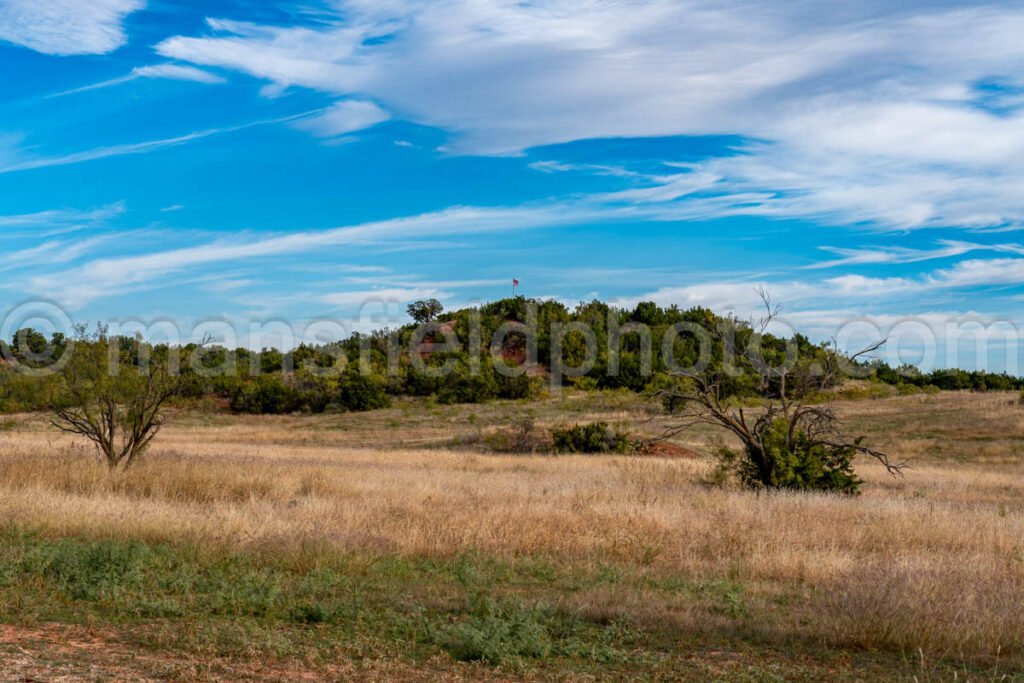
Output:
left=2, top=297, right=1021, bottom=414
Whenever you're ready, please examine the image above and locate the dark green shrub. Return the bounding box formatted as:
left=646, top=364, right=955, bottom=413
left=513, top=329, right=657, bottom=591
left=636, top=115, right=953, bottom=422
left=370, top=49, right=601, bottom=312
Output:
left=229, top=375, right=304, bottom=414
left=292, top=370, right=334, bottom=414
left=713, top=416, right=862, bottom=494
left=402, top=365, right=445, bottom=397
left=0, top=370, right=62, bottom=413
left=437, top=360, right=498, bottom=405
left=336, top=369, right=391, bottom=412
left=494, top=368, right=543, bottom=400
left=551, top=421, right=632, bottom=454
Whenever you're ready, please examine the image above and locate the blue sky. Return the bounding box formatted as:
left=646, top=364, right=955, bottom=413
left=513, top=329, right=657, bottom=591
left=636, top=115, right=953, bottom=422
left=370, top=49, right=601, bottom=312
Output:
left=3, top=0, right=1024, bottom=369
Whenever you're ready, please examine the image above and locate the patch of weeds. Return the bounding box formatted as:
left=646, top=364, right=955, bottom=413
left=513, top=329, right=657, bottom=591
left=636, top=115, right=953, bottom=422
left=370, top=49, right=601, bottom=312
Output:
left=147, top=619, right=307, bottom=660
left=436, top=594, right=553, bottom=667
left=642, top=575, right=748, bottom=618
left=449, top=551, right=512, bottom=588
left=517, top=557, right=559, bottom=583
left=434, top=592, right=635, bottom=669
left=483, top=417, right=548, bottom=454
left=290, top=602, right=334, bottom=624
left=28, top=538, right=155, bottom=602
left=593, top=563, right=624, bottom=586
left=693, top=579, right=748, bottom=618
left=135, top=598, right=185, bottom=618
left=726, top=666, right=788, bottom=683
left=199, top=566, right=283, bottom=617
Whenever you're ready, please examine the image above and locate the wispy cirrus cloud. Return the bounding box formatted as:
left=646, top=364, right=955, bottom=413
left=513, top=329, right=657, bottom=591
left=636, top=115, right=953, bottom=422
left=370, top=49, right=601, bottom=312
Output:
left=0, top=201, right=125, bottom=233
left=622, top=255, right=1024, bottom=322
left=26, top=203, right=603, bottom=307
left=0, top=236, right=109, bottom=271
left=154, top=1, right=1024, bottom=231
left=0, top=129, right=225, bottom=175
left=0, top=0, right=144, bottom=55
left=48, top=63, right=226, bottom=98
left=805, top=241, right=1024, bottom=269
left=0, top=111, right=317, bottom=175
left=294, top=100, right=390, bottom=139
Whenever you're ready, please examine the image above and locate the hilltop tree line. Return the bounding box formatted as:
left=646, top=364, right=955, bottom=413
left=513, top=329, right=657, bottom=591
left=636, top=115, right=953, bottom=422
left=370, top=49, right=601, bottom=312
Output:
left=2, top=296, right=1021, bottom=416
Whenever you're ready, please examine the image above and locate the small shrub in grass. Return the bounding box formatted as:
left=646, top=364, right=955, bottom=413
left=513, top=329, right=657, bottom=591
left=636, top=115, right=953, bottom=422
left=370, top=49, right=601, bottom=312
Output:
left=551, top=421, right=632, bottom=454
left=439, top=594, right=552, bottom=667
left=712, top=417, right=862, bottom=494
left=290, top=602, right=333, bottom=624
left=31, top=538, right=153, bottom=601
left=436, top=593, right=631, bottom=668
left=202, top=567, right=283, bottom=617
left=483, top=416, right=547, bottom=454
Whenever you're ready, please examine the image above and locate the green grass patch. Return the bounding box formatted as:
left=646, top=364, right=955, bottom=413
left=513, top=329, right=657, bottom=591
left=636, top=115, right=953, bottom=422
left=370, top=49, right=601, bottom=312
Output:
left=0, top=529, right=655, bottom=673
left=1, top=528, right=1018, bottom=680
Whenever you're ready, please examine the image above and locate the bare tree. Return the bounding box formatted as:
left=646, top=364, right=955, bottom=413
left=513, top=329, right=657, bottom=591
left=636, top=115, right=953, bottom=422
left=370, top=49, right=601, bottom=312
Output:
left=51, top=326, right=177, bottom=470
left=656, top=288, right=904, bottom=493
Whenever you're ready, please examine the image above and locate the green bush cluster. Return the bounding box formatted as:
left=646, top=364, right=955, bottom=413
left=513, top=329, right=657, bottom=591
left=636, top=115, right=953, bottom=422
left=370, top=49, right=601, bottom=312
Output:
left=4, top=296, right=1023, bottom=417
left=870, top=362, right=1022, bottom=392
left=551, top=421, right=632, bottom=454
left=0, top=369, right=62, bottom=413
left=229, top=369, right=391, bottom=415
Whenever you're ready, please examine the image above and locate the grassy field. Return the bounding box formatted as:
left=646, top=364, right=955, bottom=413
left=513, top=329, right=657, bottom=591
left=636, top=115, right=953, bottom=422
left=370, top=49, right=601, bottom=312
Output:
left=0, top=390, right=1023, bottom=680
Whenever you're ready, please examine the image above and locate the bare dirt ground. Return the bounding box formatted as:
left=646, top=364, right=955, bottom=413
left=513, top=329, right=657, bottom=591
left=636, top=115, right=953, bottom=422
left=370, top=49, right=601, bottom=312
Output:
left=0, top=623, right=523, bottom=682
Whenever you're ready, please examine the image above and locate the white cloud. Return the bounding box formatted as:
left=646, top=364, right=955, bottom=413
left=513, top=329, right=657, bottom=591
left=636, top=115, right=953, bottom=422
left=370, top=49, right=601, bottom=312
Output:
left=322, top=287, right=449, bottom=307
left=155, top=1, right=1024, bottom=230
left=27, top=203, right=603, bottom=307
left=0, top=202, right=125, bottom=233
left=295, top=100, right=390, bottom=138
left=0, top=0, right=144, bottom=55
left=200, top=278, right=255, bottom=293
left=0, top=237, right=108, bottom=271
left=0, top=129, right=223, bottom=174
left=157, top=17, right=369, bottom=94
left=806, top=241, right=1012, bottom=269
left=48, top=63, right=225, bottom=98
left=132, top=64, right=224, bottom=84
left=0, top=111, right=313, bottom=175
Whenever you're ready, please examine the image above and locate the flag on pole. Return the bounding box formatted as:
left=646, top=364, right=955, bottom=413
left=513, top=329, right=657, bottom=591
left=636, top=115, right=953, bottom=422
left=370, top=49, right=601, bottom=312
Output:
left=512, top=278, right=519, bottom=286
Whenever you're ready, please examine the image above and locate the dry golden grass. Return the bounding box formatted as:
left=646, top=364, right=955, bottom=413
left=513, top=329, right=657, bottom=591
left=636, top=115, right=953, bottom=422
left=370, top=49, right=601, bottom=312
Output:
left=1, top=390, right=1023, bottom=671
